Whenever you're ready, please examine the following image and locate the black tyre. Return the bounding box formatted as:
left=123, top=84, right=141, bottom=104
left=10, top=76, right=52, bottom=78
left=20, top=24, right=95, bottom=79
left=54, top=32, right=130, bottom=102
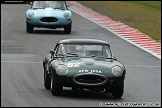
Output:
left=64, top=22, right=72, bottom=34
left=26, top=21, right=34, bottom=33
left=23, top=1, right=29, bottom=3
left=72, top=87, right=77, bottom=91
left=111, top=82, right=124, bottom=98
left=43, top=62, right=51, bottom=90
left=51, top=73, right=63, bottom=96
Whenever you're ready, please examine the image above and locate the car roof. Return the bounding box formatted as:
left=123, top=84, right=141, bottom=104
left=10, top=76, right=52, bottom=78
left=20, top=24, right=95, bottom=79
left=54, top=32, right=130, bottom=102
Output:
left=58, top=38, right=109, bottom=45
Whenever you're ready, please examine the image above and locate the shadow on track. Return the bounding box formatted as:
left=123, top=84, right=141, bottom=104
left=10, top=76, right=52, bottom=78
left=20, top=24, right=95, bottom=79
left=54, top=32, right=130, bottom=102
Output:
left=32, top=30, right=66, bottom=35
left=48, top=88, right=123, bottom=100
left=1, top=2, right=29, bottom=4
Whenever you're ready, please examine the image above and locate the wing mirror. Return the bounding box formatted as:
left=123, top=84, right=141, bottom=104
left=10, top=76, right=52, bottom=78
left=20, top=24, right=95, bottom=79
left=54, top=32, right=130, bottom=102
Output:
left=50, top=49, right=55, bottom=57
left=29, top=1, right=32, bottom=5
left=112, top=54, right=116, bottom=60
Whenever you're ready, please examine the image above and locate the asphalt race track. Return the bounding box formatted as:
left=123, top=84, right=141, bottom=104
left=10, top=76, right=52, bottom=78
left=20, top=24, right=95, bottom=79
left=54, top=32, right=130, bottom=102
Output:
left=1, top=2, right=161, bottom=107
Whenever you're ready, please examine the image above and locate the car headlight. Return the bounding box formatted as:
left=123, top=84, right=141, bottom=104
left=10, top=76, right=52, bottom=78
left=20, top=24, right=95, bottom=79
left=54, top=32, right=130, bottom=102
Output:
left=28, top=11, right=34, bottom=18
left=63, top=12, right=69, bottom=18
left=56, top=65, right=68, bottom=76
left=112, top=66, right=123, bottom=77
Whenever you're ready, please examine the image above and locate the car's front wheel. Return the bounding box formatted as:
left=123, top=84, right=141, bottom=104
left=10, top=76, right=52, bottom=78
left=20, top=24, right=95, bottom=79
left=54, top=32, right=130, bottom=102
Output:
left=64, top=22, right=72, bottom=34
left=111, top=82, right=124, bottom=98
left=26, top=21, right=34, bottom=33
left=51, top=73, right=63, bottom=96
left=43, top=62, right=51, bottom=90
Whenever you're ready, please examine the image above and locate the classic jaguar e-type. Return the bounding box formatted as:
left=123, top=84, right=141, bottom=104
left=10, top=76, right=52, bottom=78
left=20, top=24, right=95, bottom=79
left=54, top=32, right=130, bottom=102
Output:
left=25, top=1, right=72, bottom=34
left=43, top=38, right=126, bottom=98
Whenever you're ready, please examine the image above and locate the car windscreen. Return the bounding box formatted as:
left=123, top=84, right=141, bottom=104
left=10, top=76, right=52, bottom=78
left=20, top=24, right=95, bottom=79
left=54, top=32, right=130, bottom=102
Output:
left=32, top=1, right=67, bottom=10
left=56, top=44, right=112, bottom=58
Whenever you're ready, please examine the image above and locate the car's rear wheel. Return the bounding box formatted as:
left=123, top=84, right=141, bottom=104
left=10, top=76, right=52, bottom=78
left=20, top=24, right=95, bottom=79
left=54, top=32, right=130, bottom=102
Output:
left=26, top=21, right=34, bottom=33
left=111, top=82, right=124, bottom=98
left=64, top=22, right=72, bottom=34
left=51, top=73, right=63, bottom=96
left=43, top=62, right=51, bottom=90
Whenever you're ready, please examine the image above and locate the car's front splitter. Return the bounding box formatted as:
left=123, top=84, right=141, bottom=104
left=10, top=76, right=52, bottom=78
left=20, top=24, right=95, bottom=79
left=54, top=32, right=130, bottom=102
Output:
left=26, top=18, right=71, bottom=28
left=53, top=73, right=125, bottom=88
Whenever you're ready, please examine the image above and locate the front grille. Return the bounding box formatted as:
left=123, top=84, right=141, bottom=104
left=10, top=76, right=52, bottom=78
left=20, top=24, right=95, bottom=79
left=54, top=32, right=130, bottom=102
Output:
left=73, top=74, right=107, bottom=86
left=40, top=17, right=58, bottom=22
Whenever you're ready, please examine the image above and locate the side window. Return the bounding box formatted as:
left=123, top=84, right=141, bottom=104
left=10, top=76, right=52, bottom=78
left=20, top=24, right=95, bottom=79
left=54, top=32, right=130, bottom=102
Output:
left=55, top=44, right=67, bottom=55
left=56, top=45, right=61, bottom=55
left=64, top=1, right=69, bottom=10
left=103, top=45, right=111, bottom=58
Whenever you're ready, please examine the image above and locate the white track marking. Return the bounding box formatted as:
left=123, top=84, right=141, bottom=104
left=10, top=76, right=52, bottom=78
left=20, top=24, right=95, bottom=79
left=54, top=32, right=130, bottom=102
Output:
left=124, top=65, right=161, bottom=68
left=1, top=61, right=42, bottom=64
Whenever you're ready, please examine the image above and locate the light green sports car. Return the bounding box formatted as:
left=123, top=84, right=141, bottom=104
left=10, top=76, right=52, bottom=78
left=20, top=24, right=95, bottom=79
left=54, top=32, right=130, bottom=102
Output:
left=43, top=38, right=126, bottom=98
left=25, top=1, right=72, bottom=34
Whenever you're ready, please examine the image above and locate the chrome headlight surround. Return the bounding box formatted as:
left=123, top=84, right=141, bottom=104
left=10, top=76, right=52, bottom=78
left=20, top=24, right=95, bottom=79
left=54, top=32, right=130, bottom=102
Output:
left=112, top=65, right=123, bottom=77
left=28, top=11, right=34, bottom=18
left=56, top=65, right=68, bottom=76
left=63, top=12, right=69, bottom=18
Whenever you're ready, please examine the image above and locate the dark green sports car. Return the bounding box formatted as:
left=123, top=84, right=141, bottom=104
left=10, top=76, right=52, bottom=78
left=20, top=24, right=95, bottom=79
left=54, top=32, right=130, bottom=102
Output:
left=43, top=38, right=126, bottom=98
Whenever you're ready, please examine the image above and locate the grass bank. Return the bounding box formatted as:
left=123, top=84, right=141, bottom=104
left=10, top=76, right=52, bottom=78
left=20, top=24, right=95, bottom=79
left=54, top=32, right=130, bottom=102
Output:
left=78, top=1, right=161, bottom=42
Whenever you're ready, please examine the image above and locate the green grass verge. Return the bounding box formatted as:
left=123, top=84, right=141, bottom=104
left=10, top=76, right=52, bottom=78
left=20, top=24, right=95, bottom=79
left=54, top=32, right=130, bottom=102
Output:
left=78, top=1, right=161, bottom=42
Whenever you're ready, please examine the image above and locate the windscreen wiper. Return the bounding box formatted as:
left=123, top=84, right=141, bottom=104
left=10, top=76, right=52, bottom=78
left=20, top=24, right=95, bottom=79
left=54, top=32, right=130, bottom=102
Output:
left=91, top=55, right=114, bottom=59
left=33, top=7, right=44, bottom=9
left=66, top=52, right=79, bottom=57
